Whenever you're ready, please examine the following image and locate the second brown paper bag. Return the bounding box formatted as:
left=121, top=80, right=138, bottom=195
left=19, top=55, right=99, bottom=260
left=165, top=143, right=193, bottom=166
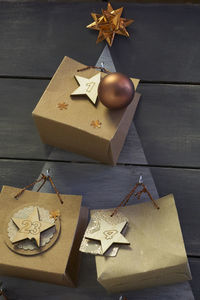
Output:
left=95, top=194, right=191, bottom=293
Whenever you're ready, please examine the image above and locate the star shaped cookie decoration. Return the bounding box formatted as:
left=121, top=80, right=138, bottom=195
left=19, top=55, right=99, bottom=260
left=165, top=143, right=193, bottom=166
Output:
left=87, top=2, right=134, bottom=47
left=11, top=207, right=55, bottom=247
left=71, top=73, right=101, bottom=105
left=85, top=219, right=130, bottom=254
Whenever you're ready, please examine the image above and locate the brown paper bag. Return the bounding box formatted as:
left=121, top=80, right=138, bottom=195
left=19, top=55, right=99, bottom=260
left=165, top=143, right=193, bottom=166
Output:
left=95, top=194, right=191, bottom=293
left=0, top=186, right=88, bottom=287
left=32, top=56, right=141, bottom=165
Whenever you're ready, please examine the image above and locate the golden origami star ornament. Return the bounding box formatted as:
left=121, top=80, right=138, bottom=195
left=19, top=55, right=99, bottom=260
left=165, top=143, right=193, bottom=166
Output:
left=11, top=207, right=55, bottom=247
left=85, top=219, right=130, bottom=254
left=90, top=120, right=102, bottom=128
left=71, top=73, right=101, bottom=105
left=87, top=2, right=134, bottom=47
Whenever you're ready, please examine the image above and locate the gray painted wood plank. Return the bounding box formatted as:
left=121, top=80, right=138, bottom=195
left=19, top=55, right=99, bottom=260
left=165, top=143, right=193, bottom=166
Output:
left=0, top=2, right=104, bottom=78
left=135, top=83, right=200, bottom=168
left=0, top=159, right=44, bottom=189
left=1, top=78, right=200, bottom=168
left=32, top=162, right=159, bottom=208
left=0, top=2, right=200, bottom=83
left=0, top=272, right=194, bottom=300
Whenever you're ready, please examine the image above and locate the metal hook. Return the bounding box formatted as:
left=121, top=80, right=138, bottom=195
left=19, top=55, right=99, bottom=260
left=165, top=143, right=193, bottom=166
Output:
left=46, top=169, right=51, bottom=177
left=100, top=62, right=104, bottom=71
left=138, top=174, right=143, bottom=184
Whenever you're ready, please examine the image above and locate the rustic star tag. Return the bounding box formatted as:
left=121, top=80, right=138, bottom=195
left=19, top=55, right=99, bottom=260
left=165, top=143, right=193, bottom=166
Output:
left=85, top=219, right=130, bottom=254
left=71, top=73, right=101, bottom=105
left=11, top=207, right=55, bottom=247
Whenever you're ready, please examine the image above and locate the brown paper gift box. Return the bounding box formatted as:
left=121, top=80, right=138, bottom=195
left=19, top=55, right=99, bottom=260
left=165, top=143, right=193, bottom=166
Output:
left=0, top=186, right=88, bottom=287
left=95, top=194, right=192, bottom=293
left=32, top=56, right=141, bottom=165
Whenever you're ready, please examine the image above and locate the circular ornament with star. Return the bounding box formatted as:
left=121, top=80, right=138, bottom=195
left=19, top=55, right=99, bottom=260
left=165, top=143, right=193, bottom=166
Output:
left=4, top=205, right=61, bottom=256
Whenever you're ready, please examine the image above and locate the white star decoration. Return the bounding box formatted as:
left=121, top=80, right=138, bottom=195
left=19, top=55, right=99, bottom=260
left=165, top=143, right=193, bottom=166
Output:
left=85, top=219, right=130, bottom=254
left=71, top=73, right=101, bottom=105
left=11, top=207, right=55, bottom=247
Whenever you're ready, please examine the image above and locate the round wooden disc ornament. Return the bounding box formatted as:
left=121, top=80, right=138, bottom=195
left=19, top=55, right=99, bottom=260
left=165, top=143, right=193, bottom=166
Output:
left=4, top=204, right=61, bottom=256
left=98, top=72, right=135, bottom=110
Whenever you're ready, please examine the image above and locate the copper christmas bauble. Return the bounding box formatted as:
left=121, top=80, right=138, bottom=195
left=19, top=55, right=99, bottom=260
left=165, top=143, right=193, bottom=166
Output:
left=98, top=72, right=135, bottom=110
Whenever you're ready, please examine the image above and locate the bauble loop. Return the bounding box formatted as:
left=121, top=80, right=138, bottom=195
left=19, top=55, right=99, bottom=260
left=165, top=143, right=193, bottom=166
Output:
left=98, top=72, right=135, bottom=110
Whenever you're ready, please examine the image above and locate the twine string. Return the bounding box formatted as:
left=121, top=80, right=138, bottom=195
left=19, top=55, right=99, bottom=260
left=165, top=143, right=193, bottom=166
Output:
left=77, top=65, right=111, bottom=74
left=111, top=182, right=159, bottom=217
left=14, top=173, right=63, bottom=204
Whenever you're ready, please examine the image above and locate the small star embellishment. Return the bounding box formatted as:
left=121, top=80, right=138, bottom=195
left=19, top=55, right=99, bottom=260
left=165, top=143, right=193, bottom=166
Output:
left=71, top=73, right=101, bottom=105
left=85, top=219, right=130, bottom=254
left=90, top=120, right=102, bottom=128
left=11, top=207, right=55, bottom=247
left=57, top=102, right=68, bottom=110
left=50, top=209, right=60, bottom=220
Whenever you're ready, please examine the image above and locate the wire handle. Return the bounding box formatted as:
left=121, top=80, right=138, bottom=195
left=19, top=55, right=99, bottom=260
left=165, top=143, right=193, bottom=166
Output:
left=14, top=172, right=63, bottom=204
left=111, top=176, right=159, bottom=217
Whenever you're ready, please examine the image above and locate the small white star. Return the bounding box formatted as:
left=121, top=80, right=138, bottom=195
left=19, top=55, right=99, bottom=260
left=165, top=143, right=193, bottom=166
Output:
left=71, top=73, right=101, bottom=105
left=85, top=219, right=130, bottom=254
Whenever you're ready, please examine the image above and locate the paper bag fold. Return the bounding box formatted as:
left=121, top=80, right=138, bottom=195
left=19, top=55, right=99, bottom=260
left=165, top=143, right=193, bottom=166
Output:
left=95, top=194, right=192, bottom=293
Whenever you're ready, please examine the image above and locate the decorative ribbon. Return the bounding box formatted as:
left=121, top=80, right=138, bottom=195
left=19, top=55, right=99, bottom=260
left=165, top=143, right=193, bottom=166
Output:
left=111, top=179, right=159, bottom=217
left=14, top=173, right=63, bottom=204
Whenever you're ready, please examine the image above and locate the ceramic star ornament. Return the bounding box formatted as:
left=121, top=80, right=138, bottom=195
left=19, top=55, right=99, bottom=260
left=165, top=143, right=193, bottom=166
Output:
left=11, top=207, right=55, bottom=247
left=85, top=219, right=130, bottom=254
left=71, top=73, right=101, bottom=105
left=87, top=2, right=134, bottom=47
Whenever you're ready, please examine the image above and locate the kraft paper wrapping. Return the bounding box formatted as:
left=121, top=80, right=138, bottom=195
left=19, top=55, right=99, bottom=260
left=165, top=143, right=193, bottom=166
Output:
left=95, top=194, right=192, bottom=293
left=0, top=186, right=88, bottom=287
left=32, top=56, right=141, bottom=165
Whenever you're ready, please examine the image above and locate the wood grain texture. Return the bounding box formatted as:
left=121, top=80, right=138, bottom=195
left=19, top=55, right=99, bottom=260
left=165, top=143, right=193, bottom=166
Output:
left=0, top=273, right=194, bottom=300
left=0, top=160, right=44, bottom=190
left=0, top=2, right=199, bottom=82
left=0, top=2, right=104, bottom=78
left=135, top=83, right=200, bottom=168
left=110, top=3, right=200, bottom=82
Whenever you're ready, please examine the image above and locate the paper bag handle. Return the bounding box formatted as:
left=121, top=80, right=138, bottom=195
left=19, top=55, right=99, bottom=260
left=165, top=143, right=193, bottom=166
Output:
left=111, top=181, right=159, bottom=217
left=14, top=173, right=63, bottom=204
